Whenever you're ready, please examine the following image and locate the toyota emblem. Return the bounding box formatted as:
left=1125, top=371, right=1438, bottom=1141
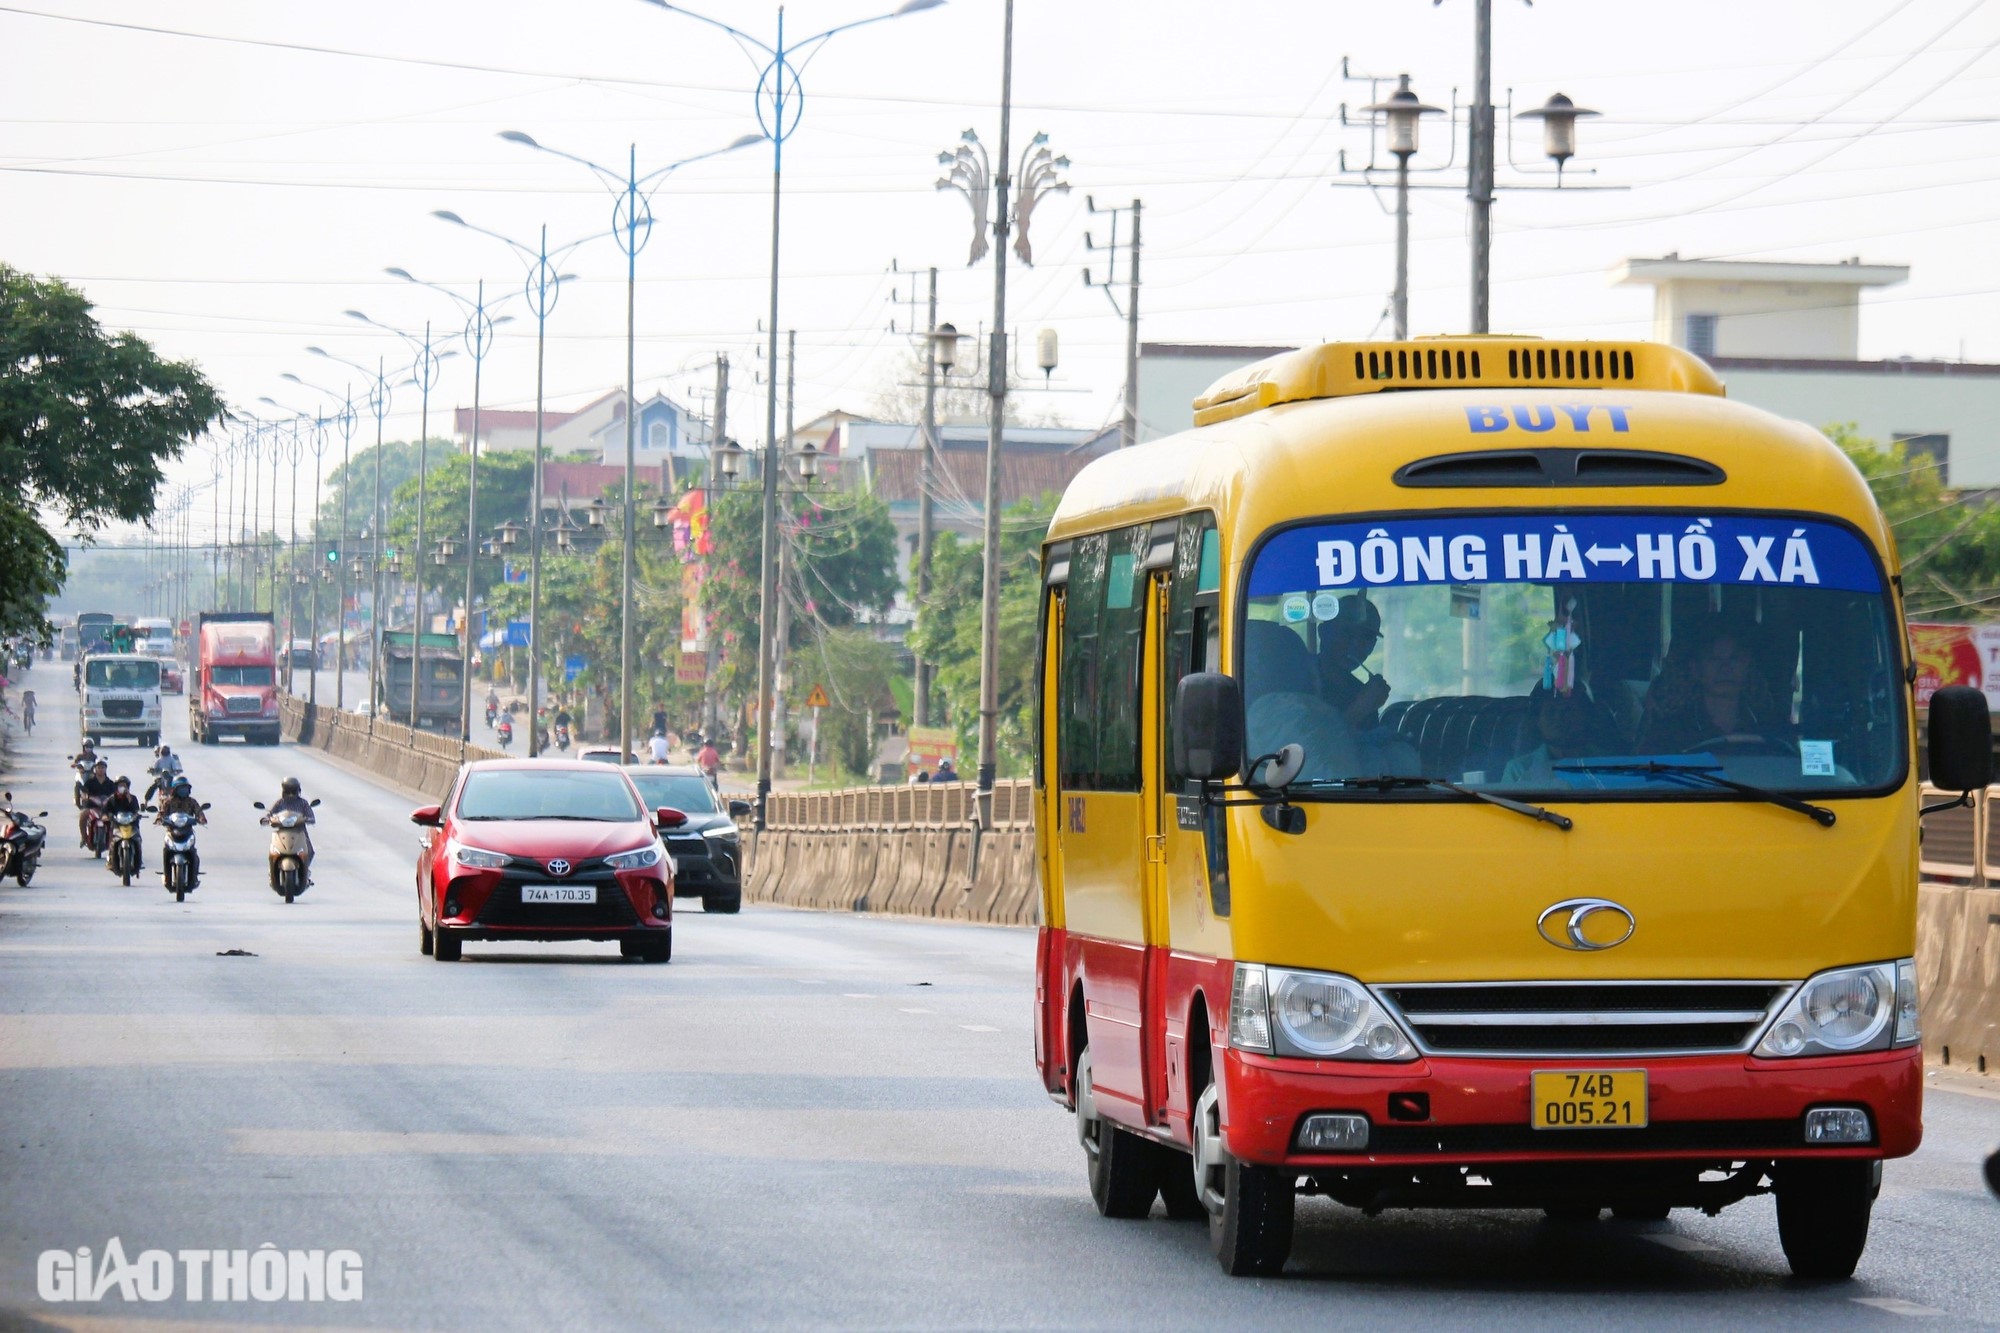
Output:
left=1536, top=897, right=1636, bottom=951
left=546, top=858, right=572, bottom=877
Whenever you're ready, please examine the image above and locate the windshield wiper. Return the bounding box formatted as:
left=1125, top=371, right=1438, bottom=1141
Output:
left=1300, top=775, right=1573, bottom=831
left=1553, top=761, right=1835, bottom=828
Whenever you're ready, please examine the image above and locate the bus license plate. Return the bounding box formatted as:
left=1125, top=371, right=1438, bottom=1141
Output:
left=1531, top=1070, right=1647, bottom=1129
left=522, top=885, right=596, bottom=905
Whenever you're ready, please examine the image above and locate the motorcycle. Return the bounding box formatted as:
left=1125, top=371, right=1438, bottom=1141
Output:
left=253, top=798, right=319, bottom=903
left=485, top=701, right=499, bottom=728
left=553, top=721, right=571, bottom=751
left=79, top=799, right=110, bottom=858
left=106, top=807, right=146, bottom=886
left=496, top=717, right=514, bottom=749
left=159, top=805, right=209, bottom=902
left=0, top=793, right=48, bottom=886
left=69, top=755, right=95, bottom=809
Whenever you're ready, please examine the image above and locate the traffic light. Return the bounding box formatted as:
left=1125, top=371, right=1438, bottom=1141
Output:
left=326, top=547, right=339, bottom=564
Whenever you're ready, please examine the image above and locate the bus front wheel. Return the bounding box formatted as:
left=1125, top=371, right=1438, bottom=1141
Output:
left=1075, top=1048, right=1159, bottom=1219
left=1194, top=1081, right=1293, bottom=1276
left=1775, top=1160, right=1877, bottom=1280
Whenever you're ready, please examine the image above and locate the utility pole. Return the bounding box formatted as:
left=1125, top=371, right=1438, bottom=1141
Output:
left=914, top=266, right=939, bottom=729
left=976, top=0, right=1017, bottom=831
left=702, top=352, right=728, bottom=743
left=1469, top=0, right=1494, bottom=333
left=1084, top=197, right=1143, bottom=448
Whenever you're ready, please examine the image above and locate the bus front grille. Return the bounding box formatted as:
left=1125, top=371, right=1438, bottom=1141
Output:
left=1374, top=981, right=1793, bottom=1058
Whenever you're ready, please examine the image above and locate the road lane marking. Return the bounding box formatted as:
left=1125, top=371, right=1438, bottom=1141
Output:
left=1852, top=1297, right=1944, bottom=1317
left=1640, top=1235, right=1721, bottom=1253
left=961, top=1024, right=999, bottom=1032
left=842, top=992, right=875, bottom=998
left=898, top=1007, right=932, bottom=1014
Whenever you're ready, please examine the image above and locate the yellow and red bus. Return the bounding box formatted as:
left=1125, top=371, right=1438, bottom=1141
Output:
left=1031, top=337, right=1991, bottom=1277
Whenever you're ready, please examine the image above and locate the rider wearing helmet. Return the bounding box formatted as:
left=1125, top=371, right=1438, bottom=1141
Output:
left=105, top=775, right=144, bottom=870
left=155, top=776, right=206, bottom=880
left=143, top=745, right=184, bottom=803
left=263, top=777, right=316, bottom=880
left=77, top=759, right=115, bottom=845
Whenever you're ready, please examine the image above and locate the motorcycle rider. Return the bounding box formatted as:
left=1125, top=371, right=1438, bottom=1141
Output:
left=77, top=760, right=115, bottom=847
left=104, top=775, right=144, bottom=870
left=260, top=776, right=316, bottom=883
left=154, top=776, right=206, bottom=882
left=143, top=745, right=184, bottom=803
left=485, top=687, right=501, bottom=727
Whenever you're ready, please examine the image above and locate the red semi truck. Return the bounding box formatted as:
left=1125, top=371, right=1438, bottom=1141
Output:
left=189, top=611, right=281, bottom=745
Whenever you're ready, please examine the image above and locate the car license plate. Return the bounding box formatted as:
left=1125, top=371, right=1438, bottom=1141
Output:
left=1531, top=1069, right=1647, bottom=1129
left=521, top=884, right=596, bottom=905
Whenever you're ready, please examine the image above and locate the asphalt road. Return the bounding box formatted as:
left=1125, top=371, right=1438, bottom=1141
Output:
left=2, top=677, right=1998, bottom=1329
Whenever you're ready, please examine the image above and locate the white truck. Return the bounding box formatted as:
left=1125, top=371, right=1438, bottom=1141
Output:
left=78, top=653, right=164, bottom=747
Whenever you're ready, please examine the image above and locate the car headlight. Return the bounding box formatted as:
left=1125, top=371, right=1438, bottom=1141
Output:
left=605, top=844, right=663, bottom=870
left=1227, top=963, right=1414, bottom=1061
left=453, top=845, right=510, bottom=869
left=1754, top=960, right=1914, bottom=1058
left=700, top=825, right=739, bottom=842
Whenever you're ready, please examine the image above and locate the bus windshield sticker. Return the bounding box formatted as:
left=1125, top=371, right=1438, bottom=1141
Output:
left=1800, top=741, right=1836, bottom=777
left=1249, top=515, right=1880, bottom=596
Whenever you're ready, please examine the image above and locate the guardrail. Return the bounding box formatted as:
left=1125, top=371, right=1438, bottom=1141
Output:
left=745, top=780, right=1037, bottom=926
left=279, top=697, right=505, bottom=800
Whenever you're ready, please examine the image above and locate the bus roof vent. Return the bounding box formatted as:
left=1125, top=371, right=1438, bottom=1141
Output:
left=1395, top=448, right=1726, bottom=489
left=1191, top=336, right=1724, bottom=427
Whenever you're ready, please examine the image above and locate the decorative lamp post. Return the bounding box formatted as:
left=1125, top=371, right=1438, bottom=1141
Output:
left=1360, top=76, right=1442, bottom=340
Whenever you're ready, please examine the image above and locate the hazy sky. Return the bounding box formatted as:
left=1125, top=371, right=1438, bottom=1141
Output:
left=7, top=0, right=1997, bottom=544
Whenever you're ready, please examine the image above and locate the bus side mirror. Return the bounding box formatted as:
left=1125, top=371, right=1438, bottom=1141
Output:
left=1174, top=673, right=1244, bottom=783
left=1928, top=685, right=1992, bottom=795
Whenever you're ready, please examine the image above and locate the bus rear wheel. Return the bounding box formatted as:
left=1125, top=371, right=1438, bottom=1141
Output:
left=1776, top=1160, right=1877, bottom=1280
left=1075, top=1048, right=1160, bottom=1218
left=1193, top=1080, right=1293, bottom=1276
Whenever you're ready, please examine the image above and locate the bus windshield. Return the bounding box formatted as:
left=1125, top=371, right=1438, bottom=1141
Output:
left=1242, top=511, right=1903, bottom=797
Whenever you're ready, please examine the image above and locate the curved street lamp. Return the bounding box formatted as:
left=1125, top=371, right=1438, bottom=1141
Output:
left=497, top=128, right=760, bottom=763
left=636, top=0, right=946, bottom=826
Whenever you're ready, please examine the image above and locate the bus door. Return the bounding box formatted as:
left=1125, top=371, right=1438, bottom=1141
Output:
left=1147, top=515, right=1229, bottom=1137
left=1033, top=574, right=1067, bottom=1095
left=1055, top=524, right=1154, bottom=1126
left=1135, top=528, right=1177, bottom=1126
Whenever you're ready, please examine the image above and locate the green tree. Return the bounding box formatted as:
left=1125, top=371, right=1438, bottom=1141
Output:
left=383, top=451, right=533, bottom=604
left=1828, top=424, right=2000, bottom=619
left=4, top=265, right=222, bottom=635
left=318, top=438, right=444, bottom=538
left=908, top=494, right=1057, bottom=776
left=704, top=485, right=901, bottom=707
left=793, top=626, right=899, bottom=780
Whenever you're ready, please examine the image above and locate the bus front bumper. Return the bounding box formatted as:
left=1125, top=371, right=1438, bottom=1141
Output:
left=1221, top=1044, right=1922, bottom=1167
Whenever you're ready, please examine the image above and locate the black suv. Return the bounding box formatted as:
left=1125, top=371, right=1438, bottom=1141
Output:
left=622, top=766, right=749, bottom=913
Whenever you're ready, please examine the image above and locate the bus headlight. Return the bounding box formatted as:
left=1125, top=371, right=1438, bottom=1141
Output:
left=1754, top=961, right=1904, bottom=1058
left=1230, top=963, right=1414, bottom=1061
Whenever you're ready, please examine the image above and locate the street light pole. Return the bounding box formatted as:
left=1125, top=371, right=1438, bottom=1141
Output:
left=639, top=0, right=944, bottom=824
left=496, top=131, right=759, bottom=763
left=1469, top=0, right=1494, bottom=333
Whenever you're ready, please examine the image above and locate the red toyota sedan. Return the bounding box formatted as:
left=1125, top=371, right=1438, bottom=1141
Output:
left=412, top=760, right=681, bottom=963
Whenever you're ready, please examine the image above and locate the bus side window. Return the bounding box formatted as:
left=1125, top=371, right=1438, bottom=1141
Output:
left=1060, top=524, right=1149, bottom=794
